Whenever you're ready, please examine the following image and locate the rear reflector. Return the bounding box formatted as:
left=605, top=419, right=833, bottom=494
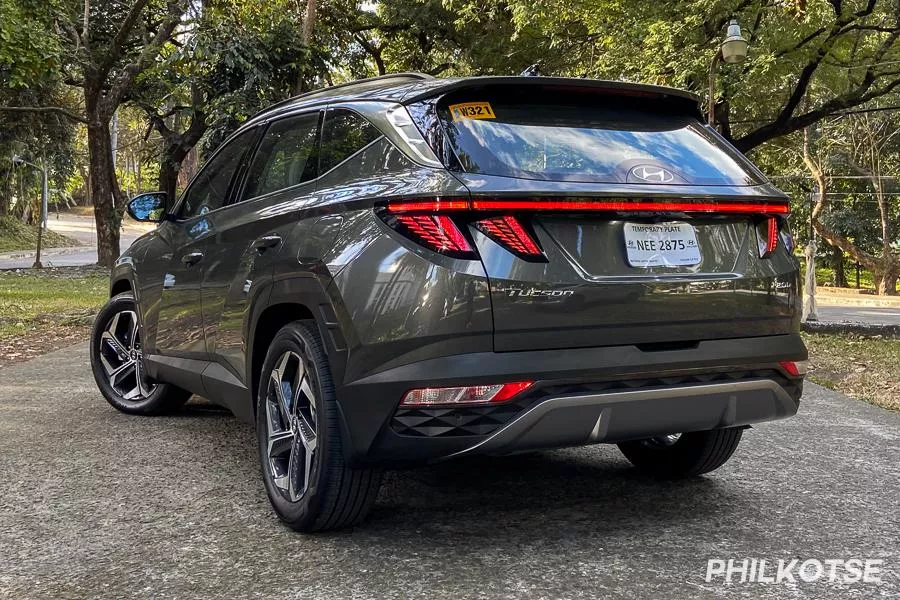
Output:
left=400, top=381, right=534, bottom=406
left=474, top=216, right=544, bottom=260
left=779, top=360, right=809, bottom=377
left=393, top=214, right=474, bottom=256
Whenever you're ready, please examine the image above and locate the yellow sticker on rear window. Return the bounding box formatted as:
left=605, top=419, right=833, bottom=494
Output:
left=449, top=102, right=496, bottom=121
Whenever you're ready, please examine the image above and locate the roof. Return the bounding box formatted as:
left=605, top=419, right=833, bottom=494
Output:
left=244, top=74, right=702, bottom=126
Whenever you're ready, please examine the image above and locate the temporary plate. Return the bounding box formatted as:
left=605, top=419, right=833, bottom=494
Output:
left=448, top=101, right=496, bottom=121
left=623, top=222, right=701, bottom=267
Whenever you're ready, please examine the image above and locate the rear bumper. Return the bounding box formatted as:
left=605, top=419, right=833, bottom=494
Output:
left=335, top=333, right=806, bottom=466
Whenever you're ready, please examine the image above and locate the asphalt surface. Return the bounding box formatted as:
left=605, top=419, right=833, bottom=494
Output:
left=0, top=343, right=898, bottom=599
left=814, top=305, right=900, bottom=326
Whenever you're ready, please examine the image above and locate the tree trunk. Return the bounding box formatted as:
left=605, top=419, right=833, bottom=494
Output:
left=87, top=117, right=122, bottom=267
left=831, top=245, right=847, bottom=287
left=158, top=155, right=180, bottom=208
left=877, top=270, right=899, bottom=296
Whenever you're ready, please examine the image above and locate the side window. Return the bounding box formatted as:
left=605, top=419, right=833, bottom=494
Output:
left=243, top=113, right=320, bottom=200
left=319, top=109, right=383, bottom=174
left=180, top=128, right=256, bottom=219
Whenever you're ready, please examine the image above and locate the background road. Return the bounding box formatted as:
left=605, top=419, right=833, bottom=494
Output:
left=0, top=344, right=897, bottom=599
left=0, top=213, right=151, bottom=269
left=814, top=305, right=900, bottom=326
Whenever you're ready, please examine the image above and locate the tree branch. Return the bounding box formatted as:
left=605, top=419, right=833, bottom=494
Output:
left=0, top=106, right=90, bottom=125
left=103, top=0, right=188, bottom=115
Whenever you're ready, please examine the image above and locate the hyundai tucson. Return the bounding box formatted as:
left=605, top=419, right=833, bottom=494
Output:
left=90, top=73, right=807, bottom=532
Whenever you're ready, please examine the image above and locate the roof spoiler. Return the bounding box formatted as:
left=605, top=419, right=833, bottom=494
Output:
left=400, top=76, right=702, bottom=117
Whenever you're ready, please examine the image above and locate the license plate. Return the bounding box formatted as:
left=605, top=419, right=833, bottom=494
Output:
left=623, top=222, right=701, bottom=267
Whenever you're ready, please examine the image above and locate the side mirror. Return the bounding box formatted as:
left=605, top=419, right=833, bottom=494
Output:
left=126, top=192, right=168, bottom=223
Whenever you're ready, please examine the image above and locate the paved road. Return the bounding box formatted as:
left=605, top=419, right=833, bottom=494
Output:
left=815, top=305, right=900, bottom=326
left=0, top=214, right=151, bottom=269
left=0, top=344, right=897, bottom=599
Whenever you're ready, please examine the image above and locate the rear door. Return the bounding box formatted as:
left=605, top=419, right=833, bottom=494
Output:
left=413, top=85, right=800, bottom=351
left=201, top=112, right=322, bottom=378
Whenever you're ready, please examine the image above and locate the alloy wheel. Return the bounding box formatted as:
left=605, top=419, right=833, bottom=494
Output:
left=265, top=350, right=319, bottom=502
left=97, top=310, right=156, bottom=400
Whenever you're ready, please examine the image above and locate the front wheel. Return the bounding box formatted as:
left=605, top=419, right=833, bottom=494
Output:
left=256, top=320, right=382, bottom=532
left=90, top=292, right=191, bottom=415
left=617, top=428, right=744, bottom=478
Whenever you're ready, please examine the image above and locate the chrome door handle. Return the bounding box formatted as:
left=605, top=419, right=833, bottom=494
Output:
left=253, top=235, right=282, bottom=252
left=181, top=251, right=204, bottom=266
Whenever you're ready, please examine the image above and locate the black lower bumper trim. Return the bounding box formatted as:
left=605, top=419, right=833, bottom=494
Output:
left=449, top=379, right=797, bottom=458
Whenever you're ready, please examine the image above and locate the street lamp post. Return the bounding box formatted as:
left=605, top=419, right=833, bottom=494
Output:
left=12, top=155, right=49, bottom=268
left=708, top=19, right=749, bottom=126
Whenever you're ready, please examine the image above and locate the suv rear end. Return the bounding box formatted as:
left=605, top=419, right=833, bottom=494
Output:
left=328, top=77, right=806, bottom=468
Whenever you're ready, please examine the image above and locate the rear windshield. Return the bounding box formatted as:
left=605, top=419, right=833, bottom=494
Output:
left=430, top=89, right=760, bottom=186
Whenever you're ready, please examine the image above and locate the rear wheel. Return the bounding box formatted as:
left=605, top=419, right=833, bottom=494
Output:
left=617, top=428, right=743, bottom=478
left=256, top=320, right=382, bottom=532
left=90, top=292, right=191, bottom=415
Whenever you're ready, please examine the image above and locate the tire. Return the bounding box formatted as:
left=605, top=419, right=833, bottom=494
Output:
left=90, top=292, right=191, bottom=415
left=617, top=428, right=744, bottom=478
left=256, top=320, right=382, bottom=532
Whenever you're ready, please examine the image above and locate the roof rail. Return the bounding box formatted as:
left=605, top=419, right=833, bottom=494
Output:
left=262, top=72, right=434, bottom=114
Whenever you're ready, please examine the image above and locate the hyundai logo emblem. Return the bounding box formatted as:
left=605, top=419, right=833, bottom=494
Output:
left=631, top=165, right=675, bottom=183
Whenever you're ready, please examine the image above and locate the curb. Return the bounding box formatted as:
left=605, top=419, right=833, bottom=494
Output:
left=816, top=297, right=900, bottom=309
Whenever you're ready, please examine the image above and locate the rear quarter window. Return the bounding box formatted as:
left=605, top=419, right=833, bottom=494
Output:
left=319, top=109, right=383, bottom=174
left=425, top=88, right=761, bottom=186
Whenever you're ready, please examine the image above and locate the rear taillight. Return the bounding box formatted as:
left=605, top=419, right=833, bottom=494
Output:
left=756, top=217, right=779, bottom=258
left=474, top=216, right=544, bottom=260
left=385, top=213, right=475, bottom=258
left=400, top=381, right=534, bottom=406
left=380, top=197, right=790, bottom=260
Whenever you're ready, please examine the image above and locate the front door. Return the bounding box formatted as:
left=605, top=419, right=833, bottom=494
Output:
left=153, top=128, right=258, bottom=358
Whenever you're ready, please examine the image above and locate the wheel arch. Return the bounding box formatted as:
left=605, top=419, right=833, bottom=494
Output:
left=246, top=276, right=349, bottom=419
left=110, top=278, right=132, bottom=297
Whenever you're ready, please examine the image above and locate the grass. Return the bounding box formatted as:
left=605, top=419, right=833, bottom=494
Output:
left=802, top=332, right=900, bottom=412
left=0, top=216, right=80, bottom=253
left=0, top=267, right=107, bottom=339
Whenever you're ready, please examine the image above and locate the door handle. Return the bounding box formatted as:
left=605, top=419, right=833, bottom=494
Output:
left=253, top=235, right=282, bottom=252
left=181, top=251, right=204, bottom=266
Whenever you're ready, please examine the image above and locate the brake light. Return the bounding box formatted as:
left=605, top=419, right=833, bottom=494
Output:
left=400, top=381, right=534, bottom=406
left=390, top=214, right=474, bottom=257
left=474, top=216, right=544, bottom=260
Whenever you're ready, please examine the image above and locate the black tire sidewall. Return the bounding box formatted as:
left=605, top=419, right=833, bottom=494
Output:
left=255, top=321, right=336, bottom=529
left=618, top=428, right=743, bottom=478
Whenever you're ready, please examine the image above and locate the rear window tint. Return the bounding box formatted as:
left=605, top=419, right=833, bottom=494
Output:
left=432, top=90, right=760, bottom=186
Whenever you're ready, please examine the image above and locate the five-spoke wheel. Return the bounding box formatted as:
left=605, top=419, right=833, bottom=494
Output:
left=256, top=321, right=382, bottom=532
left=90, top=292, right=191, bottom=415
left=265, top=350, right=319, bottom=502
left=97, top=309, right=156, bottom=401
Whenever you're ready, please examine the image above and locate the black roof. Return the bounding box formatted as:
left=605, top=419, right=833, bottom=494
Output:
left=245, top=73, right=702, bottom=125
